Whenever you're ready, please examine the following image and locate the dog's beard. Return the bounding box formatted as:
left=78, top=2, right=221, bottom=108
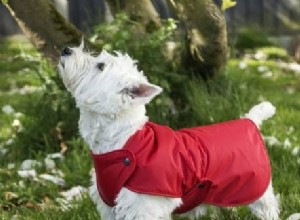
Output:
left=59, top=61, right=65, bottom=69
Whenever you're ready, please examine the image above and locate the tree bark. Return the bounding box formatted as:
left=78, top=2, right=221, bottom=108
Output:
left=169, top=0, right=228, bottom=78
left=106, top=0, right=162, bottom=31
left=4, top=0, right=228, bottom=77
left=4, top=0, right=96, bottom=62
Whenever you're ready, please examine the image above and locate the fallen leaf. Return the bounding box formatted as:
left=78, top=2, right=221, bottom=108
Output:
left=43, top=195, right=52, bottom=204
left=46, top=152, right=64, bottom=160
left=55, top=127, right=63, bottom=140
left=39, top=174, right=65, bottom=186
left=18, top=169, right=37, bottom=179
left=60, top=186, right=87, bottom=201
left=20, top=159, right=42, bottom=170
left=5, top=192, right=18, bottom=200
left=60, top=142, right=68, bottom=153
left=25, top=202, right=40, bottom=210
left=2, top=105, right=15, bottom=114
left=44, top=158, right=56, bottom=170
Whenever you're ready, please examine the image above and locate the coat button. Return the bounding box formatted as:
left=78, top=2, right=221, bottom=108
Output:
left=198, top=183, right=205, bottom=189
left=123, top=157, right=131, bottom=166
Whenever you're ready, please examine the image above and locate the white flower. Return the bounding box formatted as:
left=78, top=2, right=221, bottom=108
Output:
left=239, top=61, right=247, bottom=70
left=284, top=138, right=292, bottom=149
left=288, top=63, right=300, bottom=73
left=18, top=180, right=25, bottom=188
left=287, top=126, right=295, bottom=135
left=2, top=105, right=15, bottom=114
left=0, top=147, right=8, bottom=156
left=262, top=71, right=273, bottom=78
left=12, top=119, right=21, bottom=127
left=292, top=146, right=299, bottom=156
left=254, top=50, right=267, bottom=60
left=264, top=136, right=281, bottom=146
left=14, top=112, right=24, bottom=118
left=5, top=138, right=14, bottom=145
left=7, top=163, right=15, bottom=169
left=257, top=65, right=269, bottom=73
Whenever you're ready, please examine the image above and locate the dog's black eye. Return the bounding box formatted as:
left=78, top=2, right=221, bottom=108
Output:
left=97, top=62, right=105, bottom=71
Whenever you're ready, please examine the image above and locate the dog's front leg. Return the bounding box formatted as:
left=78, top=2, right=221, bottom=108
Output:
left=114, top=188, right=182, bottom=220
left=90, top=173, right=115, bottom=219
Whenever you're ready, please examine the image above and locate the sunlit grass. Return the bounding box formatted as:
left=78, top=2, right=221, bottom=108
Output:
left=0, top=36, right=299, bottom=219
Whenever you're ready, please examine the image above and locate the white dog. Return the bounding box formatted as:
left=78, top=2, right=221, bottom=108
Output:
left=58, top=43, right=280, bottom=220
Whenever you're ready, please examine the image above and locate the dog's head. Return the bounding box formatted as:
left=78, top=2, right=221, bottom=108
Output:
left=58, top=42, right=162, bottom=115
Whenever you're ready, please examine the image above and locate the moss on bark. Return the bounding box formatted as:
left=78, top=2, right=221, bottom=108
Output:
left=169, top=0, right=228, bottom=78
left=4, top=0, right=97, bottom=62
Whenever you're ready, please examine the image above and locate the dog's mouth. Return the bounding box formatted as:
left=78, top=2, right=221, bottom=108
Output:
left=59, top=58, right=65, bottom=69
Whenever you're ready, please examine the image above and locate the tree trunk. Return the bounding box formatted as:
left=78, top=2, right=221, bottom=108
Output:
left=169, top=0, right=228, bottom=78
left=4, top=0, right=228, bottom=77
left=4, top=0, right=96, bottom=62
left=106, top=0, right=162, bottom=31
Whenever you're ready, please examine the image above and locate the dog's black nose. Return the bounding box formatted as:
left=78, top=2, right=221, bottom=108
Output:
left=61, top=47, right=72, bottom=56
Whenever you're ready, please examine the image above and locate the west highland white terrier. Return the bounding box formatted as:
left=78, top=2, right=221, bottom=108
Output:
left=58, top=43, right=280, bottom=220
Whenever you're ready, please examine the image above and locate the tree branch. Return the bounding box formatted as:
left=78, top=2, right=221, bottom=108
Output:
left=4, top=0, right=97, bottom=63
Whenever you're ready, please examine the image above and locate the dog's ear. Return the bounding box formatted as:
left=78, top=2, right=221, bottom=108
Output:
left=124, top=82, right=162, bottom=105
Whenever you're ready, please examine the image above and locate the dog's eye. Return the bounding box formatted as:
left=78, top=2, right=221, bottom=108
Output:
left=97, top=62, right=105, bottom=71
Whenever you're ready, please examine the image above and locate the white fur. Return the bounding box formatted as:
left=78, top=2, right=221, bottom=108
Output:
left=58, top=46, right=280, bottom=220
left=244, top=101, right=276, bottom=127
left=178, top=205, right=207, bottom=220
left=244, top=102, right=280, bottom=220
left=248, top=182, right=280, bottom=220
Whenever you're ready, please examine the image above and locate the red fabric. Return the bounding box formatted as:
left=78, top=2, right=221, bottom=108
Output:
left=91, top=119, right=271, bottom=213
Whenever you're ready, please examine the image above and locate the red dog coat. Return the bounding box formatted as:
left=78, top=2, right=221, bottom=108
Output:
left=91, top=119, right=271, bottom=213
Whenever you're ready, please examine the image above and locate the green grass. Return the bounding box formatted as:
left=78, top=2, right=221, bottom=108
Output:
left=0, top=36, right=300, bottom=220
left=226, top=58, right=300, bottom=213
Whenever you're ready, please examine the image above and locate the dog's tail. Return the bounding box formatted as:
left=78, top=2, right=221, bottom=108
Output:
left=244, top=101, right=276, bottom=127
